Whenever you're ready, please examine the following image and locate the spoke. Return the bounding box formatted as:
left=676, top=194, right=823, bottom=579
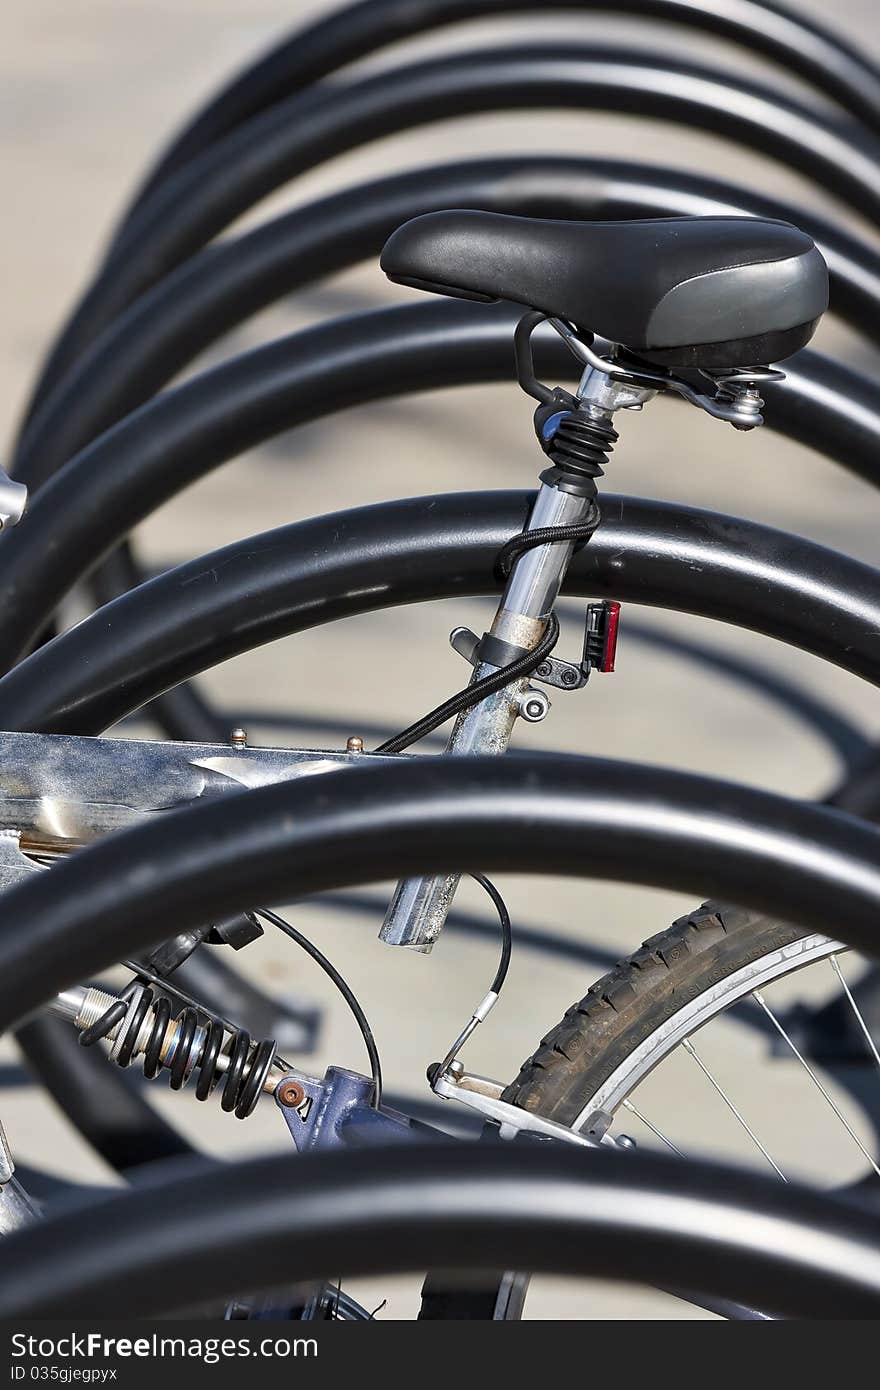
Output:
left=753, top=990, right=880, bottom=1179
left=829, top=955, right=880, bottom=1072
left=621, top=1098, right=686, bottom=1158
left=681, top=1037, right=786, bottom=1181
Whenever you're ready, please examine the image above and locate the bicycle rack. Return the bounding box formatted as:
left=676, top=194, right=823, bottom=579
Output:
left=9, top=0, right=880, bottom=1317
left=126, top=0, right=880, bottom=208
left=7, top=300, right=880, bottom=689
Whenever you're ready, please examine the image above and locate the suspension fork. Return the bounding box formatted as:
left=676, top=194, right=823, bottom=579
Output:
left=379, top=476, right=597, bottom=951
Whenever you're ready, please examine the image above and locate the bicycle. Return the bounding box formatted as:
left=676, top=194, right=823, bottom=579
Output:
left=12, top=205, right=880, bottom=1319
left=11, top=5, right=880, bottom=1152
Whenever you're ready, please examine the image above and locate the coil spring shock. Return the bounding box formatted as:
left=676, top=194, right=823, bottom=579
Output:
left=537, top=405, right=618, bottom=486
left=79, top=984, right=278, bottom=1119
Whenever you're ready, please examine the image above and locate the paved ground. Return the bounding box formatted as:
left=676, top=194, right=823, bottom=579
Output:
left=3, top=0, right=880, bottom=1319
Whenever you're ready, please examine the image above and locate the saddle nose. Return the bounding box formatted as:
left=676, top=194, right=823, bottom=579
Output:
left=381, top=210, right=829, bottom=370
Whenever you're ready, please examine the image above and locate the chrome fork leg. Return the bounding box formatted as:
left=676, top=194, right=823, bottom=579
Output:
left=379, top=480, right=594, bottom=951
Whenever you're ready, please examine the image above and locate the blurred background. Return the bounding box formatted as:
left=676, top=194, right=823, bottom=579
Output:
left=3, top=0, right=880, bottom=1318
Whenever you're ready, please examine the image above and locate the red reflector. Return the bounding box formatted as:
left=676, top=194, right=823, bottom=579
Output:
left=600, top=601, right=621, bottom=672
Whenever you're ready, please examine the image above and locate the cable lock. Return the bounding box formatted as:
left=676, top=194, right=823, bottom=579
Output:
left=377, top=506, right=602, bottom=756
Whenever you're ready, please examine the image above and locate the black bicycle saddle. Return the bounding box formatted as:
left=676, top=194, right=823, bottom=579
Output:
left=381, top=211, right=828, bottom=370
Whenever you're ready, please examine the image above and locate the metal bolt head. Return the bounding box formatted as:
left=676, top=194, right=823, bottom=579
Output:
left=519, top=688, right=550, bottom=722
left=517, top=686, right=550, bottom=723
left=536, top=661, right=551, bottom=678
left=561, top=668, right=578, bottom=687
left=229, top=727, right=248, bottom=748
left=346, top=735, right=364, bottom=753
left=616, top=1133, right=637, bottom=1150
left=277, top=1079, right=305, bottom=1108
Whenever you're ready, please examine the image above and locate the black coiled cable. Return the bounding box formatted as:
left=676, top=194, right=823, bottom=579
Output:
left=376, top=505, right=601, bottom=756
left=493, top=503, right=600, bottom=583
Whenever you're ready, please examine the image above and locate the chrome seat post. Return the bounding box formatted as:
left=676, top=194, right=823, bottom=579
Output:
left=379, top=477, right=595, bottom=951
left=380, top=326, right=656, bottom=952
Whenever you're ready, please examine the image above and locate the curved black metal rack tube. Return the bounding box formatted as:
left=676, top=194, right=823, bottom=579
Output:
left=9, top=743, right=880, bottom=1259
left=5, top=491, right=880, bottom=736
left=5, top=753, right=880, bottom=1027
left=2, top=1143, right=880, bottom=1318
